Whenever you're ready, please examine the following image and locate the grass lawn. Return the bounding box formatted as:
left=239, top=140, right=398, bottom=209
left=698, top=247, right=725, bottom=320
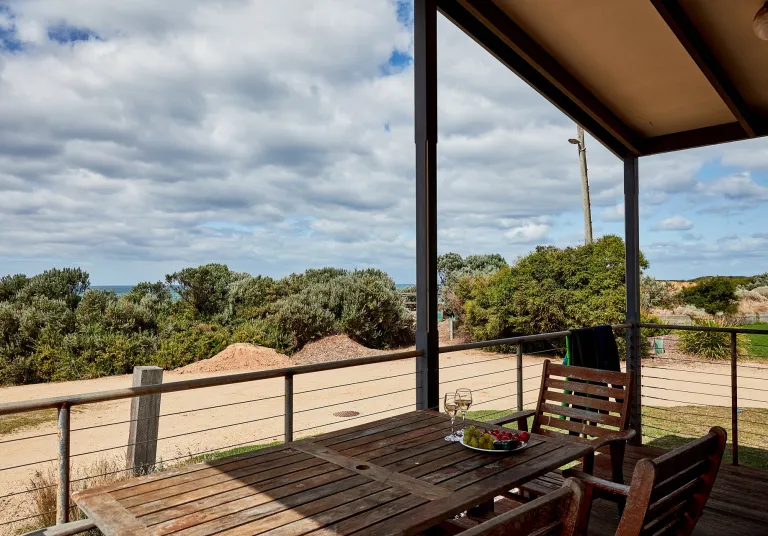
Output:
left=741, top=323, right=768, bottom=359
left=469, top=407, right=768, bottom=470
left=0, top=408, right=59, bottom=435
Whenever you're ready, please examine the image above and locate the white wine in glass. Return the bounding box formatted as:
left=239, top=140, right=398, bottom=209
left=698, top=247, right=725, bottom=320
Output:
left=444, top=393, right=460, bottom=442
left=455, top=388, right=473, bottom=435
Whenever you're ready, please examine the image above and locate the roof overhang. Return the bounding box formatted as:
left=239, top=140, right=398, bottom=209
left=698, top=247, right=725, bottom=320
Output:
left=438, top=0, right=768, bottom=158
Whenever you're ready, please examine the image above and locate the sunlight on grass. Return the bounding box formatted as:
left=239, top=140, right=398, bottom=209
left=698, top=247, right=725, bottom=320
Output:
left=741, top=323, right=768, bottom=359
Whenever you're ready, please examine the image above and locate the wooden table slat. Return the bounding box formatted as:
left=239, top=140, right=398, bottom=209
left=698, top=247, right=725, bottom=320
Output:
left=73, top=410, right=594, bottom=536
left=128, top=463, right=341, bottom=518
left=293, top=442, right=450, bottom=500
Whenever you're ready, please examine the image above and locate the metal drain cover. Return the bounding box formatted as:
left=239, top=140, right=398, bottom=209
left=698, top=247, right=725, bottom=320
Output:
left=333, top=410, right=360, bottom=417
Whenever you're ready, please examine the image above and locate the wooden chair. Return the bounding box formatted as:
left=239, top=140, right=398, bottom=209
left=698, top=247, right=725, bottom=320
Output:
left=564, top=426, right=727, bottom=536
left=452, top=478, right=588, bottom=536
left=489, top=360, right=635, bottom=496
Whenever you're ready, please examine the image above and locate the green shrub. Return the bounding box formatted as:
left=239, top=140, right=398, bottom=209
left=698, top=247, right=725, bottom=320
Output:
left=153, top=323, right=231, bottom=369
left=677, top=319, right=748, bottom=360
left=679, top=277, right=738, bottom=315
left=16, top=267, right=89, bottom=310
left=166, top=264, right=240, bottom=318
left=0, top=273, right=28, bottom=301
left=457, top=236, right=643, bottom=346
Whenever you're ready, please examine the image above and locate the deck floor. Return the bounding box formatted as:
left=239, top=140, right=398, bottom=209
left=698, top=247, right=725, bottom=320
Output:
left=586, top=444, right=766, bottom=536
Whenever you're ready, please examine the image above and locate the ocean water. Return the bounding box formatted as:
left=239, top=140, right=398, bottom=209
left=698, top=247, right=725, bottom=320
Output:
left=94, top=284, right=416, bottom=295
left=92, top=285, right=133, bottom=295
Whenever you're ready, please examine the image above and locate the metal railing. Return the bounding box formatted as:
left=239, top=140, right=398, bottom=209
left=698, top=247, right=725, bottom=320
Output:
left=640, top=323, right=768, bottom=468
left=0, top=321, right=629, bottom=532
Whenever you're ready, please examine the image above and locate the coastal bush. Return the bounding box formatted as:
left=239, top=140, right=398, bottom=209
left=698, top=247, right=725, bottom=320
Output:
left=640, top=275, right=677, bottom=309
left=746, top=272, right=768, bottom=290
left=153, top=323, right=231, bottom=369
left=678, top=318, right=748, bottom=360
left=458, top=236, right=644, bottom=347
left=679, top=276, right=738, bottom=315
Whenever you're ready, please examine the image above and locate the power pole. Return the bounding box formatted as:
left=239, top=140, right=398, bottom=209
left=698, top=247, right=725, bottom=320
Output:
left=569, top=126, right=593, bottom=244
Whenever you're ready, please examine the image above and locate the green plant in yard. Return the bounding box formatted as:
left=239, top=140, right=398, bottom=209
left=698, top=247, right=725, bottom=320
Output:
left=740, top=323, right=768, bottom=359
left=679, top=276, right=738, bottom=315
left=677, top=318, right=748, bottom=360
left=456, top=236, right=646, bottom=351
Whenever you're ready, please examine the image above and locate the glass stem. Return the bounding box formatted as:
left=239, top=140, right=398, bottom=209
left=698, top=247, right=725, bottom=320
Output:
left=450, top=414, right=455, bottom=435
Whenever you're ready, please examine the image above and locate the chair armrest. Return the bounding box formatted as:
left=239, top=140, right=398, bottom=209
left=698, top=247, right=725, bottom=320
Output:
left=486, top=410, right=536, bottom=427
left=562, top=469, right=630, bottom=497
left=588, top=429, right=636, bottom=450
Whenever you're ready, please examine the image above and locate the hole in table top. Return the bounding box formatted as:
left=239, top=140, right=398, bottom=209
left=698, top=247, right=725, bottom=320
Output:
left=355, top=464, right=370, bottom=470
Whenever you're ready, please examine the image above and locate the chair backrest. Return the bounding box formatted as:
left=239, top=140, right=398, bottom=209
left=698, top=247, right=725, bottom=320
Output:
left=531, top=360, right=634, bottom=441
left=461, top=478, right=587, bottom=536
left=616, top=426, right=727, bottom=536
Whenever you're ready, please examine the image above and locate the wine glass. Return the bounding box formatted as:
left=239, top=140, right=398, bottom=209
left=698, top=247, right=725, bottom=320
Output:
left=455, top=388, right=473, bottom=435
left=443, top=392, right=460, bottom=442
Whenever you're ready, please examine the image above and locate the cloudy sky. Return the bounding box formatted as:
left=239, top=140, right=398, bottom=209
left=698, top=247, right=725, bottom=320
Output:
left=0, top=1, right=766, bottom=285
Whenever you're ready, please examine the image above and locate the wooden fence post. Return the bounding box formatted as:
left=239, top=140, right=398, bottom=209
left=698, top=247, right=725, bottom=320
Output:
left=127, top=366, right=163, bottom=475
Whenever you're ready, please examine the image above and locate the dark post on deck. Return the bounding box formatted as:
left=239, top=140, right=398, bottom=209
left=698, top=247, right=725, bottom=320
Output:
left=624, top=155, right=642, bottom=444
left=414, top=0, right=439, bottom=410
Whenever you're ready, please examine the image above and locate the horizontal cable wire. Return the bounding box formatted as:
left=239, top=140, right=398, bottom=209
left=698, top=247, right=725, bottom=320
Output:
left=440, top=355, right=511, bottom=370
left=69, top=434, right=284, bottom=485
left=0, top=456, right=57, bottom=472
left=0, top=482, right=57, bottom=501
left=293, top=387, right=416, bottom=414
left=69, top=393, right=287, bottom=434
left=641, top=394, right=710, bottom=406
left=295, top=371, right=416, bottom=395
left=294, top=403, right=414, bottom=434
left=0, top=510, right=57, bottom=527
left=641, top=374, right=729, bottom=387
left=0, top=429, right=58, bottom=445
left=641, top=364, right=731, bottom=377
left=641, top=384, right=730, bottom=398
left=439, top=367, right=519, bottom=384
left=70, top=412, right=285, bottom=459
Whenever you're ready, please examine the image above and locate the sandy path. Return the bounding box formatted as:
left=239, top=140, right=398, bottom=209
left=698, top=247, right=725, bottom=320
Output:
left=1, top=351, right=766, bottom=530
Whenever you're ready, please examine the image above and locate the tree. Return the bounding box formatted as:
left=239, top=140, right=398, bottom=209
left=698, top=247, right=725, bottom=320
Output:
left=640, top=275, right=677, bottom=310
left=680, top=277, right=738, bottom=315
left=165, top=264, right=237, bottom=318
left=17, top=268, right=89, bottom=310
left=0, top=274, right=28, bottom=302
left=457, top=236, right=646, bottom=344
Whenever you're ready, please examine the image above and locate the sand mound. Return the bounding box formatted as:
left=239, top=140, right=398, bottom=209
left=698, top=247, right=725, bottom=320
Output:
left=292, top=335, right=385, bottom=365
left=176, top=343, right=291, bottom=374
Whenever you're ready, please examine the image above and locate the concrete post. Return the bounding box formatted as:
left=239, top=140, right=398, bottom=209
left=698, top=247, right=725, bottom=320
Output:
left=127, top=366, right=163, bottom=475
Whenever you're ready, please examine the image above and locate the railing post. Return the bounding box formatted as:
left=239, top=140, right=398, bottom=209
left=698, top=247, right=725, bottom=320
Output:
left=57, top=403, right=71, bottom=525
left=127, top=366, right=163, bottom=475
left=731, top=332, right=739, bottom=466
left=516, top=343, right=523, bottom=411
left=284, top=374, right=294, bottom=443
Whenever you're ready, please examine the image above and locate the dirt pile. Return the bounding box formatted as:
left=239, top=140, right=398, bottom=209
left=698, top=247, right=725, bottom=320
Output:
left=175, top=343, right=291, bottom=374
left=292, top=335, right=385, bottom=365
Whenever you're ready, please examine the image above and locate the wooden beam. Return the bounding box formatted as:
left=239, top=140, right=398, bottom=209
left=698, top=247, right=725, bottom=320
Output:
left=414, top=0, right=439, bottom=411
left=650, top=0, right=758, bottom=137
left=643, top=122, right=747, bottom=155
left=439, top=0, right=642, bottom=157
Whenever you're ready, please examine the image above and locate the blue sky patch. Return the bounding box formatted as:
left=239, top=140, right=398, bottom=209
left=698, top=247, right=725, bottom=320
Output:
left=47, top=22, right=100, bottom=44
left=0, top=4, right=22, bottom=51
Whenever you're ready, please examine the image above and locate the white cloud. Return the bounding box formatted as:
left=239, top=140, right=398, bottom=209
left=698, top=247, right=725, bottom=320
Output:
left=654, top=216, right=694, bottom=231
left=0, top=1, right=766, bottom=283
left=504, top=223, right=550, bottom=244
left=696, top=172, right=768, bottom=202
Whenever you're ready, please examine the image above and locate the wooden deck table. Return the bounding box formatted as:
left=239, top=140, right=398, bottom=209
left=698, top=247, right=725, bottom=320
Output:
left=73, top=410, right=593, bottom=536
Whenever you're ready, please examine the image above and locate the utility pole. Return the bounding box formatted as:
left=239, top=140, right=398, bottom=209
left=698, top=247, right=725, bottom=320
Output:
left=569, top=126, right=593, bottom=244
